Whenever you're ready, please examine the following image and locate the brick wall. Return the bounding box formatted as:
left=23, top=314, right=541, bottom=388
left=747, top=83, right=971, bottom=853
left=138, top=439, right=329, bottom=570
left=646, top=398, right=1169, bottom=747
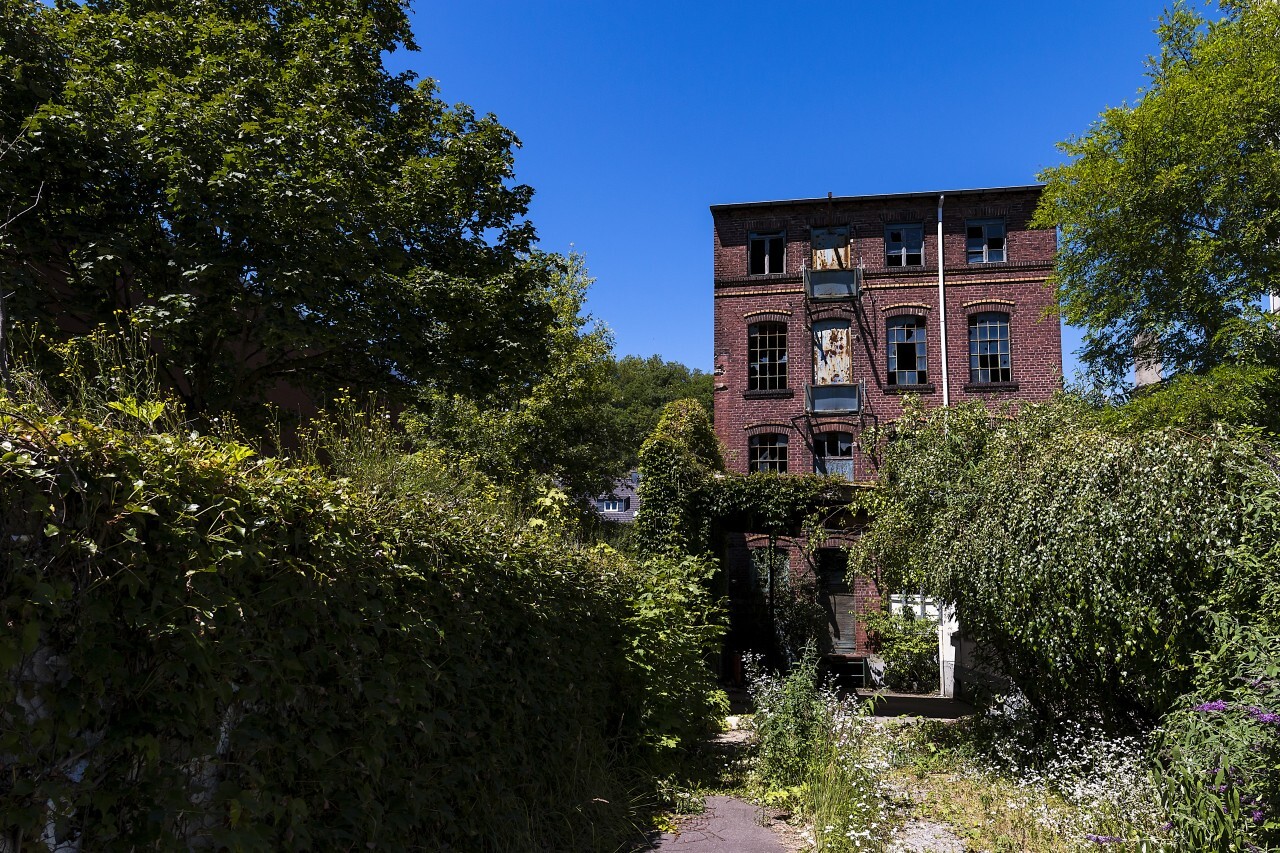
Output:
left=712, top=186, right=1061, bottom=478
left=711, top=187, right=1060, bottom=665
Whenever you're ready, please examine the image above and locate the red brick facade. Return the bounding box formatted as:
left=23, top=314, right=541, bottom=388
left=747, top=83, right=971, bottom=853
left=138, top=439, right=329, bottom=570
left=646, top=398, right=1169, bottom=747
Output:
left=711, top=186, right=1061, bottom=666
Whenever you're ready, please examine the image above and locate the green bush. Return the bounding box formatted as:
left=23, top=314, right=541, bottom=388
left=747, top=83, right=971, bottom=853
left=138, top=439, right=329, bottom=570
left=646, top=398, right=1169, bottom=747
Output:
left=0, top=388, right=726, bottom=850
left=853, top=397, right=1255, bottom=729
left=864, top=609, right=937, bottom=693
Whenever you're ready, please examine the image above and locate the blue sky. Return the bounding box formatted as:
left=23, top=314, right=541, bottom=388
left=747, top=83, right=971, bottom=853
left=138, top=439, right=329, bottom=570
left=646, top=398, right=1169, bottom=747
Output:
left=390, top=1, right=1190, bottom=379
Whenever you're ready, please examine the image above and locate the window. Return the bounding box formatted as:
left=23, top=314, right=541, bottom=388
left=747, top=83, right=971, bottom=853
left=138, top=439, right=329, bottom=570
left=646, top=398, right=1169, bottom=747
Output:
left=969, top=312, right=1011, bottom=383
left=886, top=316, right=927, bottom=386
left=885, top=224, right=924, bottom=267
left=748, top=322, right=788, bottom=391
left=748, top=433, right=788, bottom=473
left=598, top=497, right=630, bottom=513
left=749, top=231, right=785, bottom=275
left=813, top=432, right=854, bottom=481
left=966, top=219, right=1006, bottom=263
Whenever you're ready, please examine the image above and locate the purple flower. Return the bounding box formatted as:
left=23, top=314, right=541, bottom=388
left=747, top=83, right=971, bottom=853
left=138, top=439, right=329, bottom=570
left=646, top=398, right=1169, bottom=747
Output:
left=1247, top=706, right=1280, bottom=724
left=1084, top=834, right=1124, bottom=844
left=1159, top=822, right=1173, bottom=833
left=1195, top=700, right=1229, bottom=712
left=1250, top=809, right=1264, bottom=823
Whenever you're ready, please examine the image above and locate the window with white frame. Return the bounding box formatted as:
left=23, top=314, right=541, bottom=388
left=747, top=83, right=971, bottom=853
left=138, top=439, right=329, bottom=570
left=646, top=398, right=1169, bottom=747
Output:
left=886, top=316, right=928, bottom=386
left=748, top=433, right=788, bottom=473
left=969, top=312, right=1012, bottom=383
left=749, top=231, right=786, bottom=275
left=885, top=224, right=924, bottom=267
left=598, top=497, right=630, bottom=513
left=966, top=219, right=1006, bottom=263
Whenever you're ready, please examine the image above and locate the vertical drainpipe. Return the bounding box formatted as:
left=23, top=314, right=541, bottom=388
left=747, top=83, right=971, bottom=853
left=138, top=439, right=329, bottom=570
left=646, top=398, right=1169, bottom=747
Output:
left=937, top=194, right=950, bottom=407
left=936, top=193, right=956, bottom=697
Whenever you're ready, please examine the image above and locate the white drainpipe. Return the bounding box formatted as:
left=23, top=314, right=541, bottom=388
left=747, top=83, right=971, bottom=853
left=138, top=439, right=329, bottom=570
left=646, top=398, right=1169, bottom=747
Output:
left=937, top=194, right=950, bottom=407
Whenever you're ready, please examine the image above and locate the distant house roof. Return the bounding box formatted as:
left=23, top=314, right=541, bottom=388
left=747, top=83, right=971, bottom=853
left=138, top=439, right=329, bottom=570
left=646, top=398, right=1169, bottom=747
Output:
left=592, top=471, right=641, bottom=523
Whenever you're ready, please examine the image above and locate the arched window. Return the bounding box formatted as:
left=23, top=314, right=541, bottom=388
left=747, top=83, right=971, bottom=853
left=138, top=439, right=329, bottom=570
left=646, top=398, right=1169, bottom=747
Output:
left=887, top=316, right=927, bottom=386
left=748, top=322, right=788, bottom=391
left=748, top=433, right=788, bottom=473
left=969, top=312, right=1011, bottom=383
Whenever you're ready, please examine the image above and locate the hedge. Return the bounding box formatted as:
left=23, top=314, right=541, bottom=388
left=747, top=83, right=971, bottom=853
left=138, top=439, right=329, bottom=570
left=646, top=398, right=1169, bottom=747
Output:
left=0, top=398, right=725, bottom=851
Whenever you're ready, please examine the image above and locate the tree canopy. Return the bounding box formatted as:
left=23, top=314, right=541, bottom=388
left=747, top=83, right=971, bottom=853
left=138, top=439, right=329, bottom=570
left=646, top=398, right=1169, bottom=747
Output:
left=0, top=0, right=564, bottom=422
left=605, top=355, right=715, bottom=467
left=1033, top=1, right=1280, bottom=385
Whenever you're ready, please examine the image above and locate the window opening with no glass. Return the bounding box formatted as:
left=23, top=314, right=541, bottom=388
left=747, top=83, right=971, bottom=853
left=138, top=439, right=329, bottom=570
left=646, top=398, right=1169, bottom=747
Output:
left=887, top=316, right=928, bottom=386
left=749, top=231, right=786, bottom=275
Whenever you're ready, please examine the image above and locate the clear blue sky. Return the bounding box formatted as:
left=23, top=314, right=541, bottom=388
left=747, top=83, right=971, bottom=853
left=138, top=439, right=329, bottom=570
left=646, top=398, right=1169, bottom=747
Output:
left=389, top=1, right=1193, bottom=380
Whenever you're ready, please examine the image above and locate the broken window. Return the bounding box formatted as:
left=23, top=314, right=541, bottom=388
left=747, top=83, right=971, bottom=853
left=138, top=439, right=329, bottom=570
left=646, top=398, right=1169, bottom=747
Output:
left=969, top=312, right=1011, bottom=383
left=749, top=231, right=786, bottom=275
left=885, top=224, right=924, bottom=267
left=887, top=316, right=928, bottom=386
left=813, top=431, right=854, bottom=481
left=966, top=219, right=1006, bottom=263
left=748, top=433, right=788, bottom=473
left=748, top=321, right=788, bottom=391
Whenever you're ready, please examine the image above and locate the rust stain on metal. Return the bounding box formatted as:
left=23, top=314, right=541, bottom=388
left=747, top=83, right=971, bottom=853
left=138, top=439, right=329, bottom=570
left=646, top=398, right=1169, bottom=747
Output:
left=811, top=226, right=850, bottom=271
left=812, top=319, right=852, bottom=385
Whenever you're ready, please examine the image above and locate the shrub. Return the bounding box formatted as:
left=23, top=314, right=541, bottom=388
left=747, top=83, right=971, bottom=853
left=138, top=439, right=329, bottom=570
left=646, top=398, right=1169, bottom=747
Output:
left=0, top=386, right=726, bottom=850
left=853, top=397, right=1257, bottom=730
left=864, top=609, right=937, bottom=693
left=746, top=647, right=892, bottom=852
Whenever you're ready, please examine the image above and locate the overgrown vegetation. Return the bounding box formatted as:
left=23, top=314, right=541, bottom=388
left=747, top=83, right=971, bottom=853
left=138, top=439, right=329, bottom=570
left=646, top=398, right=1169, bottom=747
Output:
left=0, top=340, right=727, bottom=850
left=863, top=609, right=937, bottom=694
left=746, top=648, right=894, bottom=853
left=850, top=393, right=1280, bottom=850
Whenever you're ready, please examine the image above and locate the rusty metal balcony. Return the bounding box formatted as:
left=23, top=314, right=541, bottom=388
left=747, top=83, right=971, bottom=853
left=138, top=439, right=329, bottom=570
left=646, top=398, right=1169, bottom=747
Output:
left=804, top=267, right=862, bottom=300
left=805, top=382, right=863, bottom=414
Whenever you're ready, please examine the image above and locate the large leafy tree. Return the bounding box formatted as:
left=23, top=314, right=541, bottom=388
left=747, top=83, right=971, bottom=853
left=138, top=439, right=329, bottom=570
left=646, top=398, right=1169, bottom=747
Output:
left=0, top=0, right=559, bottom=420
left=1033, top=0, right=1280, bottom=385
left=606, top=355, right=714, bottom=467
left=408, top=255, right=625, bottom=502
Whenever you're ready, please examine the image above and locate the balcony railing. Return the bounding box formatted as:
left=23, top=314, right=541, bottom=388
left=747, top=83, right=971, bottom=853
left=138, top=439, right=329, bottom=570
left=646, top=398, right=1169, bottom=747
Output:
left=804, top=267, right=862, bottom=300
left=806, top=382, right=863, bottom=414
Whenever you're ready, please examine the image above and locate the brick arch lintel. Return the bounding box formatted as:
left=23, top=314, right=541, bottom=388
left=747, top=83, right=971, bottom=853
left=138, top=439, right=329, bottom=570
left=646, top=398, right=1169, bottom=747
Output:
left=743, top=422, right=795, bottom=436
left=880, top=302, right=931, bottom=315
left=743, top=309, right=793, bottom=322
left=963, top=298, right=1017, bottom=317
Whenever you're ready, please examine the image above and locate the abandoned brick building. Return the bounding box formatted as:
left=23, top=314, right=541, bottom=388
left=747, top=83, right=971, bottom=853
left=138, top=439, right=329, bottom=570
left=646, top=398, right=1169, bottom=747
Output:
left=710, top=185, right=1062, bottom=689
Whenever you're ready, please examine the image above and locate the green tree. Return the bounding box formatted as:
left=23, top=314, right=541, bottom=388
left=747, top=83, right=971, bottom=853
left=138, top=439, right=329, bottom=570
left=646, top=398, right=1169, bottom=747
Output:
left=1033, top=1, right=1280, bottom=385
left=605, top=354, right=715, bottom=467
left=407, top=255, right=625, bottom=503
left=0, top=0, right=561, bottom=422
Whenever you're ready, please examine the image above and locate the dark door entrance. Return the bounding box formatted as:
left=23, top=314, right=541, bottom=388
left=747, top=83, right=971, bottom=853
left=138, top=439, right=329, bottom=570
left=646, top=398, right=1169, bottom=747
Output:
left=816, top=549, right=856, bottom=655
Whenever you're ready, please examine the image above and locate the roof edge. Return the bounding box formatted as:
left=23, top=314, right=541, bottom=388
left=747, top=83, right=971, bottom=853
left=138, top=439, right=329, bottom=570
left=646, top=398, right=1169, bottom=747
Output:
left=709, top=184, right=1044, bottom=213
